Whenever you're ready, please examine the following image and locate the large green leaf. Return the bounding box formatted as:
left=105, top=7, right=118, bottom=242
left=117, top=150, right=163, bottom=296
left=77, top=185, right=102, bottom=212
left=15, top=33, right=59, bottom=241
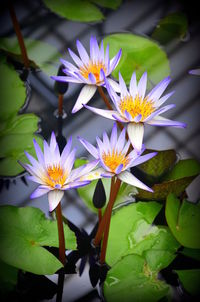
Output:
left=104, top=254, right=171, bottom=302
left=0, top=206, right=76, bottom=275
left=152, top=12, right=188, bottom=45
left=164, top=159, right=200, bottom=181
left=0, top=61, right=26, bottom=121
left=137, top=176, right=195, bottom=201
left=0, top=37, right=61, bottom=76
left=175, top=269, right=200, bottom=297
left=0, top=259, right=18, bottom=292
left=103, top=33, right=170, bottom=85
left=43, top=0, right=104, bottom=22
left=106, top=202, right=179, bottom=266
left=165, top=194, right=200, bottom=248
left=137, top=159, right=200, bottom=201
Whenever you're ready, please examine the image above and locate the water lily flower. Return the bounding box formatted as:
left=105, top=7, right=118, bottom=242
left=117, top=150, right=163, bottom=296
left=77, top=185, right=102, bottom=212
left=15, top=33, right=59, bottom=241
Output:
left=78, top=123, right=156, bottom=192
left=20, top=132, right=98, bottom=212
left=51, top=36, right=122, bottom=114
left=84, top=71, right=186, bottom=152
left=189, top=68, right=200, bottom=76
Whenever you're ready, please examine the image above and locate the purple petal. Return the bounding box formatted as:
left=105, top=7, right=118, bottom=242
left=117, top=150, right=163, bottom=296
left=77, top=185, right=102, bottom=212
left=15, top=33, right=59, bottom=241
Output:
left=109, top=49, right=122, bottom=74
left=124, top=110, right=132, bottom=121
left=61, top=136, right=72, bottom=166
left=146, top=116, right=187, bottom=128
left=129, top=152, right=157, bottom=168
left=147, top=76, right=171, bottom=102
left=78, top=137, right=99, bottom=159
left=51, top=75, right=81, bottom=83
left=115, top=163, right=124, bottom=174
left=129, top=72, right=138, bottom=99
left=30, top=185, right=50, bottom=199
left=137, top=72, right=147, bottom=100
left=105, top=44, right=110, bottom=73
left=76, top=40, right=89, bottom=63
left=118, top=171, right=153, bottom=192
left=110, top=123, right=118, bottom=149
left=88, top=72, right=96, bottom=84
left=112, top=113, right=128, bottom=123
left=60, top=58, right=79, bottom=72
left=119, top=72, right=128, bottom=97
left=63, top=180, right=91, bottom=190
left=144, top=104, right=176, bottom=122
left=100, top=40, right=104, bottom=61
left=116, top=127, right=126, bottom=152
left=90, top=36, right=99, bottom=63
left=134, top=114, right=142, bottom=123
left=84, top=104, right=117, bottom=120
left=33, top=139, right=44, bottom=165
left=68, top=48, right=83, bottom=67
left=72, top=85, right=97, bottom=114
left=154, top=91, right=175, bottom=108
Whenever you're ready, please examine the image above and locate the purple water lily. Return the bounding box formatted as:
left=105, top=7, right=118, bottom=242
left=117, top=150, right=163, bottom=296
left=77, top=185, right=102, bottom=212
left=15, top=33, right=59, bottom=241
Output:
left=20, top=133, right=98, bottom=212
left=84, top=71, right=186, bottom=152
left=78, top=123, right=156, bottom=192
left=51, top=36, right=122, bottom=114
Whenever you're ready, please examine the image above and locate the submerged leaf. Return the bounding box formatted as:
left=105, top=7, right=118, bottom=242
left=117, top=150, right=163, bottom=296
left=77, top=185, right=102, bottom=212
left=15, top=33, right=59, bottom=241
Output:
left=0, top=206, right=76, bottom=275
left=165, top=194, right=200, bottom=248
left=0, top=37, right=61, bottom=76
left=152, top=12, right=188, bottom=45
left=103, top=33, right=170, bottom=85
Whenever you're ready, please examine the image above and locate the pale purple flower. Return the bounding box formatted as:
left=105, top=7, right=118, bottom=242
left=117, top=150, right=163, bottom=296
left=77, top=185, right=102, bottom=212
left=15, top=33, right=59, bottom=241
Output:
left=20, top=132, right=98, bottom=212
left=51, top=36, right=122, bottom=113
left=84, top=71, right=186, bottom=152
left=78, top=123, right=156, bottom=192
left=189, top=69, right=200, bottom=76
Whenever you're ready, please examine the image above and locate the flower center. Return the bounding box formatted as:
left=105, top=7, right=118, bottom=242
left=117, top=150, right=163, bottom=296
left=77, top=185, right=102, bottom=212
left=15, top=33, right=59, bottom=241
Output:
left=80, top=61, right=106, bottom=83
left=102, top=150, right=129, bottom=172
left=119, top=95, right=155, bottom=121
left=46, top=164, right=66, bottom=188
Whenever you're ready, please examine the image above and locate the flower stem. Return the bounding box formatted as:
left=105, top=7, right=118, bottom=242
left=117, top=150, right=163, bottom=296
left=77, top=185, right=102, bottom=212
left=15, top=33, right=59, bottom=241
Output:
left=94, top=178, right=121, bottom=247
left=8, top=3, right=29, bottom=69
left=58, top=94, right=63, bottom=117
left=55, top=203, right=66, bottom=302
left=56, top=203, right=66, bottom=265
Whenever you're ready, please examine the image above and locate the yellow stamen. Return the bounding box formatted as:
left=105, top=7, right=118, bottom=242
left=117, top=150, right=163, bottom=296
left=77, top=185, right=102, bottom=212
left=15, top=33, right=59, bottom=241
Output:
left=46, top=164, right=67, bottom=188
left=119, top=94, right=155, bottom=121
left=102, top=150, right=129, bottom=172
left=80, top=61, right=106, bottom=83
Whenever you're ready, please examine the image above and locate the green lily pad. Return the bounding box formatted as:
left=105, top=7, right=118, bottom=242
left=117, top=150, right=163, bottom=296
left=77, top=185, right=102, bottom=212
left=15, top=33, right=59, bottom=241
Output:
left=0, top=37, right=61, bottom=76
left=75, top=158, right=136, bottom=213
left=43, top=0, right=104, bottom=22
left=152, top=12, right=188, bottom=45
left=0, top=259, right=18, bottom=292
left=165, top=194, right=200, bottom=248
left=137, top=176, right=195, bottom=201
left=175, top=269, right=200, bottom=297
left=106, top=202, right=179, bottom=266
left=0, top=206, right=76, bottom=275
left=138, top=149, right=176, bottom=181
left=180, top=247, right=200, bottom=262
left=103, top=33, right=170, bottom=85
left=163, top=159, right=200, bottom=181
left=104, top=254, right=171, bottom=302
left=137, top=159, right=200, bottom=201
left=0, top=61, right=26, bottom=121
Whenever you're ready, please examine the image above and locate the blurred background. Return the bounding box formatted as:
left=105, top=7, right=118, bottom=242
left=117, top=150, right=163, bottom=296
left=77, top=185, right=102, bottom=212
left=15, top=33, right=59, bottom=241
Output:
left=0, top=0, right=200, bottom=301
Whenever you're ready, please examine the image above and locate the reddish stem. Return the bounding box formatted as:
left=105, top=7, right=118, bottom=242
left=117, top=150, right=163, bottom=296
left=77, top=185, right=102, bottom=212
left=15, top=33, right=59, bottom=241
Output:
left=56, top=203, right=66, bottom=265
left=8, top=3, right=29, bottom=69
left=94, top=178, right=121, bottom=247
left=58, top=94, right=63, bottom=117
left=98, top=209, right=102, bottom=224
